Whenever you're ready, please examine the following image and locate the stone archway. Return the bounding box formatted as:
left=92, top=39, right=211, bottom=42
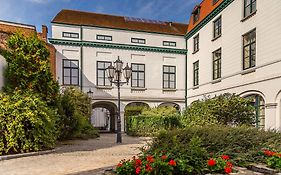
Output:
left=92, top=101, right=117, bottom=132
left=158, top=102, right=181, bottom=111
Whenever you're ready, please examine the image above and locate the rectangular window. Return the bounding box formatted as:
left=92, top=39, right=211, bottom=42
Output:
left=193, top=61, right=199, bottom=86
left=62, top=32, right=79, bottom=39
left=213, top=16, right=222, bottom=39
left=97, top=61, right=112, bottom=86
left=131, top=38, right=146, bottom=44
left=243, top=29, right=256, bottom=70
left=163, top=66, right=176, bottom=89
left=213, top=49, right=222, bottom=80
left=213, top=0, right=219, bottom=5
left=193, top=34, right=199, bottom=53
left=63, top=59, right=79, bottom=85
left=97, top=35, right=112, bottom=41
left=163, top=41, right=176, bottom=47
left=193, top=8, right=200, bottom=24
left=244, top=0, right=256, bottom=18
left=131, top=64, right=145, bottom=88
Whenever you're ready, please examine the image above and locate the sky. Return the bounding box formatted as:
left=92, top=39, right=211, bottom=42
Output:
left=0, top=0, right=201, bottom=35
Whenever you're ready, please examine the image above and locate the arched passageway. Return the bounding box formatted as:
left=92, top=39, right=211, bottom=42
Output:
left=158, top=102, right=181, bottom=111
left=244, top=94, right=265, bottom=128
left=92, top=101, right=117, bottom=132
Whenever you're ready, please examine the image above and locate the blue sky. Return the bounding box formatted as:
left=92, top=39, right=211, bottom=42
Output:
left=0, top=0, right=201, bottom=34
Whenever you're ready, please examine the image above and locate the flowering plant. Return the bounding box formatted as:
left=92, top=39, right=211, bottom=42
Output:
left=263, top=150, right=281, bottom=169
left=207, top=155, right=233, bottom=174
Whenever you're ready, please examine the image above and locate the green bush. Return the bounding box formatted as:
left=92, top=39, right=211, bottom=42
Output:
left=0, top=91, right=58, bottom=155
left=182, top=93, right=255, bottom=127
left=125, top=105, right=148, bottom=118
left=126, top=107, right=181, bottom=136
left=151, top=125, right=281, bottom=167
left=59, top=87, right=99, bottom=139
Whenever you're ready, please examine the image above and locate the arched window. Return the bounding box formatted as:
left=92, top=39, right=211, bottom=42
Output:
left=245, top=95, right=265, bottom=128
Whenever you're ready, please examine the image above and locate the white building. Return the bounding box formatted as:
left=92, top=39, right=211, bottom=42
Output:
left=50, top=9, right=187, bottom=131
left=186, top=0, right=281, bottom=129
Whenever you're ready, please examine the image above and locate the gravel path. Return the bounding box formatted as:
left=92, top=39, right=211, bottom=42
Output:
left=0, top=134, right=150, bottom=175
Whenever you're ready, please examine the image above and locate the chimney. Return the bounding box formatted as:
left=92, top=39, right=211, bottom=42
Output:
left=42, top=25, right=48, bottom=42
left=169, top=22, right=172, bottom=27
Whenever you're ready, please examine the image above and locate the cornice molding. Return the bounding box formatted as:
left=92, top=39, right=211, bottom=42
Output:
left=185, top=0, right=234, bottom=39
left=49, top=38, right=188, bottom=55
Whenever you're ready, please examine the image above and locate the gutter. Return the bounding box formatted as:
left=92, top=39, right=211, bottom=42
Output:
left=185, top=39, right=188, bottom=109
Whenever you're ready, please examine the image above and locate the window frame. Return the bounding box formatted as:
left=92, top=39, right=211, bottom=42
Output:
left=131, top=38, right=146, bottom=44
left=212, top=48, right=222, bottom=80
left=244, top=0, right=257, bottom=18
left=193, top=8, right=200, bottom=24
left=213, top=0, right=219, bottom=5
left=62, top=59, right=79, bottom=86
left=96, top=61, right=112, bottom=87
left=131, top=63, right=145, bottom=88
left=96, top=35, right=112, bottom=41
left=163, top=41, right=177, bottom=47
left=62, top=32, right=79, bottom=39
left=193, top=34, right=199, bottom=53
left=213, top=16, right=222, bottom=39
left=242, top=29, right=256, bottom=70
left=163, top=65, right=176, bottom=89
left=193, top=61, right=199, bottom=86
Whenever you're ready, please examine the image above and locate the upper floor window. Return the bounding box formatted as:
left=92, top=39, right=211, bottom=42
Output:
left=97, top=61, right=112, bottom=86
left=163, top=65, right=176, bottom=89
left=244, top=0, right=256, bottom=18
left=63, top=59, right=79, bottom=85
left=193, top=34, right=199, bottom=53
left=131, top=64, right=145, bottom=88
left=163, top=41, right=176, bottom=47
left=193, top=61, right=199, bottom=86
left=192, top=7, right=200, bottom=23
left=131, top=38, right=146, bottom=44
left=243, top=29, right=256, bottom=70
left=97, top=35, right=112, bottom=41
left=213, top=0, right=219, bottom=5
left=62, top=32, right=79, bottom=39
left=213, top=16, right=222, bottom=39
left=213, top=48, right=222, bottom=80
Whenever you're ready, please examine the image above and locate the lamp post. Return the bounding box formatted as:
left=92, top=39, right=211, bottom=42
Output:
left=106, top=57, right=132, bottom=143
left=87, top=88, right=93, bottom=99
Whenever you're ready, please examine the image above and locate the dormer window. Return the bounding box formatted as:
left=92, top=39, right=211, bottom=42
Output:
left=213, top=0, right=219, bottom=5
left=192, top=6, right=201, bottom=24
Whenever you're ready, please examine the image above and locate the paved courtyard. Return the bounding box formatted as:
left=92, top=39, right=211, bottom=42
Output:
left=0, top=134, right=150, bottom=175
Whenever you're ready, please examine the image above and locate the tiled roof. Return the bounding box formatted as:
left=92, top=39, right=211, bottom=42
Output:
left=52, top=9, right=188, bottom=36
left=187, top=0, right=224, bottom=32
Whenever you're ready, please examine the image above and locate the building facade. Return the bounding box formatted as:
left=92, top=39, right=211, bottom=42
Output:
left=186, top=0, right=281, bottom=129
left=50, top=10, right=187, bottom=131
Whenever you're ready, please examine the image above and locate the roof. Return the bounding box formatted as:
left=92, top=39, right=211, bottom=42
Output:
left=52, top=9, right=188, bottom=36
left=187, top=0, right=224, bottom=32
left=0, top=20, right=36, bottom=35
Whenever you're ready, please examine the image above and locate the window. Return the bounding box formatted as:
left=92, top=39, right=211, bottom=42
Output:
left=213, top=49, right=222, bottom=80
left=97, top=35, right=112, bottom=41
left=213, top=0, right=219, bottom=5
left=131, top=64, right=145, bottom=88
left=163, top=66, right=176, bottom=89
left=213, top=16, right=222, bottom=39
left=243, top=29, right=256, bottom=70
left=193, top=61, right=199, bottom=86
left=97, top=61, right=112, bottom=86
left=193, top=34, right=199, bottom=53
left=62, top=32, right=79, bottom=39
left=193, top=7, right=200, bottom=23
left=244, top=0, right=256, bottom=18
left=163, top=41, right=176, bottom=47
left=63, top=59, right=79, bottom=85
left=131, top=38, right=146, bottom=44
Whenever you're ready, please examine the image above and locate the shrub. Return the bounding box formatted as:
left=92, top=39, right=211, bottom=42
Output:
left=0, top=91, right=58, bottom=155
left=151, top=125, right=281, bottom=167
left=59, top=87, right=99, bottom=139
left=264, top=150, right=281, bottom=170
left=182, top=93, right=255, bottom=127
left=125, top=105, right=148, bottom=118
left=126, top=107, right=181, bottom=136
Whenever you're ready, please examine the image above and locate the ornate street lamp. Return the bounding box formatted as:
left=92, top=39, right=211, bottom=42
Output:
left=106, top=56, right=132, bottom=143
left=87, top=88, right=93, bottom=99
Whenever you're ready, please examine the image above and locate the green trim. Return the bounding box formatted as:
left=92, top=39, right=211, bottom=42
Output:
left=52, top=22, right=185, bottom=37
left=185, top=0, right=234, bottom=39
left=49, top=38, right=188, bottom=55
left=80, top=26, right=83, bottom=90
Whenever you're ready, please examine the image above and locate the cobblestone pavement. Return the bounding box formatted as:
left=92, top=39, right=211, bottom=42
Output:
left=0, top=134, right=150, bottom=175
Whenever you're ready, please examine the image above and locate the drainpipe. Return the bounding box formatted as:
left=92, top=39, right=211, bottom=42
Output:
left=80, top=26, right=83, bottom=91
left=185, top=38, right=188, bottom=109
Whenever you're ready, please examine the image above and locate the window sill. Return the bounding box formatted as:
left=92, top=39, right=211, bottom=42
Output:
left=241, top=10, right=257, bottom=22
left=192, top=86, right=199, bottom=90
left=211, top=79, right=222, bottom=84
left=211, top=34, right=221, bottom=42
left=96, top=86, right=113, bottom=89
left=192, top=50, right=199, bottom=54
left=241, top=67, right=256, bottom=75
left=163, top=88, right=177, bottom=92
left=131, top=87, right=147, bottom=91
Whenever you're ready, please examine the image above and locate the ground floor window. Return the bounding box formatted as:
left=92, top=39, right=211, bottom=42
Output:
left=245, top=94, right=265, bottom=128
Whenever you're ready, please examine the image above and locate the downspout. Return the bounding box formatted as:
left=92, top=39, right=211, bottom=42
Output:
left=185, top=38, right=188, bottom=109
left=80, top=26, right=83, bottom=90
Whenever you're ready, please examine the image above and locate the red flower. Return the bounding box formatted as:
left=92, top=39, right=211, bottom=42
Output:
left=226, top=162, right=233, bottom=168
left=146, top=155, right=154, bottom=163
left=117, top=163, right=122, bottom=167
left=135, top=167, right=141, bottom=174
left=135, top=159, right=142, bottom=167
left=168, top=159, right=176, bottom=166
left=264, top=150, right=276, bottom=156
left=224, top=167, right=232, bottom=174
left=161, top=155, right=168, bottom=160
left=222, top=155, right=230, bottom=160
left=207, top=159, right=216, bottom=167
left=145, top=164, right=153, bottom=172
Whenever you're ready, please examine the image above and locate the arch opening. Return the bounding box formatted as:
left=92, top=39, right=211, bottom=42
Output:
left=158, top=102, right=181, bottom=111
left=244, top=94, right=265, bottom=128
